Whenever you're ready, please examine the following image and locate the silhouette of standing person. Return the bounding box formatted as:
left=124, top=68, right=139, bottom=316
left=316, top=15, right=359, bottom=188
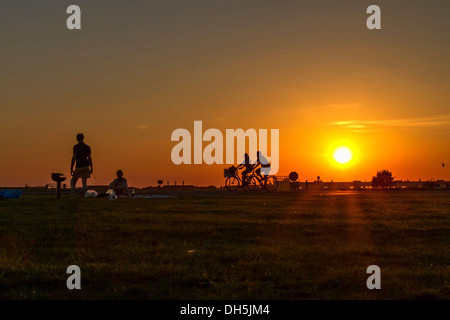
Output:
left=70, top=133, right=93, bottom=199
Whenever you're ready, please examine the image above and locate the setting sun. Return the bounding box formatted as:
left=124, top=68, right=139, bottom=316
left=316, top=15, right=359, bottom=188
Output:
left=332, top=146, right=354, bottom=164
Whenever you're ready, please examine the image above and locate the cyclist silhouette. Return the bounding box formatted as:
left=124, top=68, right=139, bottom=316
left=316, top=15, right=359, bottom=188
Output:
left=225, top=152, right=278, bottom=191
left=254, top=151, right=271, bottom=186
left=237, top=153, right=254, bottom=186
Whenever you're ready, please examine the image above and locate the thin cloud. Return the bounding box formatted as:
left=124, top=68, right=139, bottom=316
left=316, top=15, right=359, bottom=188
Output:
left=136, top=124, right=149, bottom=130
left=323, top=103, right=360, bottom=109
left=282, top=103, right=360, bottom=115
left=329, top=115, right=450, bottom=131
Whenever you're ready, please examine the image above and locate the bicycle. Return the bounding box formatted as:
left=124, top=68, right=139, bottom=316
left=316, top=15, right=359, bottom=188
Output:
left=249, top=168, right=278, bottom=191
left=224, top=165, right=259, bottom=191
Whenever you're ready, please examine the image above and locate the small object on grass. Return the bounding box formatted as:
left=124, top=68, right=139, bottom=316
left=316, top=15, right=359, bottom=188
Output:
left=85, top=190, right=99, bottom=198
left=0, top=190, right=23, bottom=199
left=108, top=192, right=117, bottom=200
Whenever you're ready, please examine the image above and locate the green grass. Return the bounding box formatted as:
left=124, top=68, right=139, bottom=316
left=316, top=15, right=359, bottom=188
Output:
left=0, top=190, right=449, bottom=299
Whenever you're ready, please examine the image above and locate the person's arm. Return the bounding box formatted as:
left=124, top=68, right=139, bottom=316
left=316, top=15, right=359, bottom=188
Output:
left=70, top=152, right=76, bottom=176
left=88, top=153, right=93, bottom=174
left=109, top=179, right=117, bottom=189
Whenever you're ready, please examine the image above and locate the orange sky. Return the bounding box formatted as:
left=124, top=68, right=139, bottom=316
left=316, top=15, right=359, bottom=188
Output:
left=1, top=1, right=449, bottom=187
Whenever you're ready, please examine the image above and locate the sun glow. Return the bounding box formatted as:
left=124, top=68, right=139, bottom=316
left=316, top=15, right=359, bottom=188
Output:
left=332, top=146, right=353, bottom=164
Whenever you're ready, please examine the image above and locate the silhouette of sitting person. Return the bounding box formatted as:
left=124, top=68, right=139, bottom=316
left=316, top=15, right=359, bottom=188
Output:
left=109, top=170, right=130, bottom=196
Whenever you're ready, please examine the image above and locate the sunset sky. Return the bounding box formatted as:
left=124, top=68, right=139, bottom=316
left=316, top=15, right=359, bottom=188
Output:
left=1, top=0, right=449, bottom=187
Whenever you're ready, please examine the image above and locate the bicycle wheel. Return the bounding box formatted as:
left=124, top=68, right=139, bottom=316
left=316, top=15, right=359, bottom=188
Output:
left=265, top=176, right=278, bottom=191
left=225, top=176, right=240, bottom=191
left=246, top=176, right=259, bottom=191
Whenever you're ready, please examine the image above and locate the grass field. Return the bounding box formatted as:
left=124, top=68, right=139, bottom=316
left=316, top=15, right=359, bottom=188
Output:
left=0, top=190, right=449, bottom=299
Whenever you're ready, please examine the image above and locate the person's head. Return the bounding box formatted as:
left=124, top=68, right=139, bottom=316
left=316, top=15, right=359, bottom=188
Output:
left=243, top=153, right=251, bottom=165
left=76, top=133, right=84, bottom=142
left=116, top=170, right=123, bottom=179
